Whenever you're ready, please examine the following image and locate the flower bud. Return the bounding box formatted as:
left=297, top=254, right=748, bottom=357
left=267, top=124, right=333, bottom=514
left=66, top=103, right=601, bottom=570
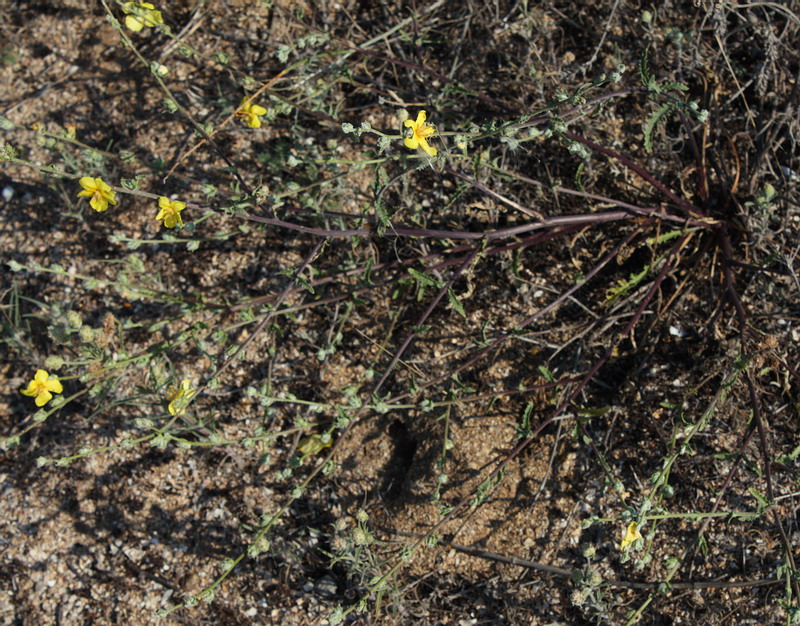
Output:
left=67, top=310, right=82, bottom=329
left=78, top=326, right=94, bottom=343
left=44, top=355, right=64, bottom=370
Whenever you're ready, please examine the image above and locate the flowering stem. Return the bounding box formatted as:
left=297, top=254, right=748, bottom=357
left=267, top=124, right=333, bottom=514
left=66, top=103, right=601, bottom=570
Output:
left=5, top=387, right=89, bottom=444
left=100, top=0, right=253, bottom=194
left=594, top=510, right=764, bottom=523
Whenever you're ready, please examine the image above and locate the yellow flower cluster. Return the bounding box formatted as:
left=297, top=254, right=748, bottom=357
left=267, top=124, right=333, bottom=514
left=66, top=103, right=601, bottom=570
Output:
left=77, top=178, right=189, bottom=229
left=121, top=2, right=163, bottom=33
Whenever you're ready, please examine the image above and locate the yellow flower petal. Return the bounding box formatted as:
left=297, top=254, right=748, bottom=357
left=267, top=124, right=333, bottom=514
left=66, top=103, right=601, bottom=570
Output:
left=77, top=177, right=96, bottom=197
left=125, top=15, right=145, bottom=32
left=419, top=139, right=437, bottom=157
left=35, top=390, right=52, bottom=407
left=90, top=195, right=109, bottom=212
left=620, top=521, right=642, bottom=551
left=238, top=98, right=266, bottom=129
left=167, top=379, right=195, bottom=415
left=298, top=434, right=332, bottom=456
left=122, top=2, right=162, bottom=31
left=404, top=135, right=420, bottom=150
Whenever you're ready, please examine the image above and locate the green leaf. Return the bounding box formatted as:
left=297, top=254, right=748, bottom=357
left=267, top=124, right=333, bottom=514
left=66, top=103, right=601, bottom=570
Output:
left=574, top=161, right=586, bottom=192
left=662, top=81, right=689, bottom=92
left=748, top=487, right=773, bottom=513
left=646, top=229, right=684, bottom=246
left=752, top=183, right=777, bottom=209
left=639, top=45, right=659, bottom=93
left=643, top=103, right=674, bottom=153
left=362, top=256, right=374, bottom=286
left=538, top=365, right=556, bottom=383
left=374, top=199, right=389, bottom=236
left=516, top=402, right=534, bottom=439
left=120, top=175, right=145, bottom=190
left=125, top=254, right=146, bottom=273
left=776, top=442, right=800, bottom=465
left=605, top=265, right=650, bottom=305
left=447, top=287, right=466, bottom=318
left=408, top=268, right=441, bottom=289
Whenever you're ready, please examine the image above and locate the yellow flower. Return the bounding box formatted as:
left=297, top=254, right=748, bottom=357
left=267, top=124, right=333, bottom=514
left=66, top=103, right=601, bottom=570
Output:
left=77, top=177, right=117, bottom=212
left=156, top=197, right=186, bottom=228
left=237, top=97, right=267, bottom=129
left=404, top=110, right=438, bottom=157
left=121, top=2, right=164, bottom=32
left=620, top=521, right=642, bottom=551
left=298, top=434, right=332, bottom=457
left=167, top=379, right=195, bottom=416
left=20, top=369, right=63, bottom=407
